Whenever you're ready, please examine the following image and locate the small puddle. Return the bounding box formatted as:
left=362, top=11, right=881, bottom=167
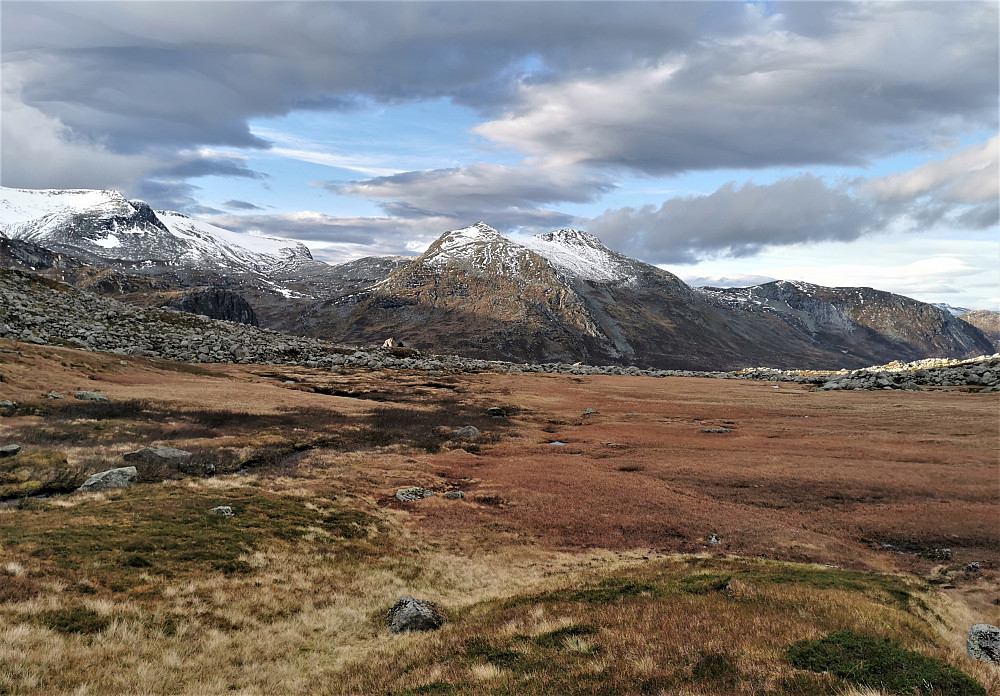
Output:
left=548, top=441, right=567, bottom=446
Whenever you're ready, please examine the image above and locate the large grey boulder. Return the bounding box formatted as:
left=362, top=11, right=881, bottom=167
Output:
left=74, top=391, right=109, bottom=403
left=967, top=624, right=1000, bottom=665
left=0, top=444, right=20, bottom=458
left=386, top=596, right=447, bottom=633
left=77, top=466, right=137, bottom=492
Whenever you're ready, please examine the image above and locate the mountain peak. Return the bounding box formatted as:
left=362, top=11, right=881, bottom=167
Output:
left=522, top=228, right=639, bottom=284
left=533, top=228, right=603, bottom=248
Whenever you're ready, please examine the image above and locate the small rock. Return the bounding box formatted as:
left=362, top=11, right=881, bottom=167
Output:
left=46, top=390, right=64, bottom=399
left=427, top=370, right=443, bottom=377
left=443, top=491, right=465, bottom=500
left=0, top=444, right=21, bottom=458
left=386, top=596, right=447, bottom=633
left=967, top=624, right=1000, bottom=665
left=451, top=425, right=480, bottom=440
left=964, top=562, right=981, bottom=573
left=0, top=400, right=17, bottom=415
left=396, top=487, right=435, bottom=502
left=702, top=428, right=732, bottom=434
left=486, top=407, right=508, bottom=418
left=709, top=533, right=722, bottom=545
left=210, top=505, right=234, bottom=517
left=77, top=466, right=138, bottom=492
left=921, top=548, right=952, bottom=561
left=74, top=391, right=109, bottom=403
left=583, top=407, right=599, bottom=419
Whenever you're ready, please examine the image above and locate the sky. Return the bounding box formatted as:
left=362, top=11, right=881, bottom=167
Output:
left=2, top=1, right=998, bottom=309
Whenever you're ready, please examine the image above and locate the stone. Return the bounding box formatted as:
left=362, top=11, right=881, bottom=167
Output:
left=451, top=425, right=480, bottom=440
left=74, top=391, right=109, bottom=403
left=396, top=487, right=435, bottom=502
left=708, top=533, right=722, bottom=545
left=486, top=407, right=508, bottom=418
left=702, top=427, right=732, bottom=434
left=443, top=491, right=465, bottom=500
left=122, top=445, right=191, bottom=464
left=583, top=407, right=599, bottom=418
left=967, top=624, right=1000, bottom=665
left=963, top=562, right=981, bottom=573
left=0, top=444, right=21, bottom=458
left=77, top=466, right=138, bottom=492
left=46, top=390, right=64, bottom=399
left=0, top=400, right=16, bottom=415
left=210, top=505, right=235, bottom=517
left=386, top=596, right=447, bottom=634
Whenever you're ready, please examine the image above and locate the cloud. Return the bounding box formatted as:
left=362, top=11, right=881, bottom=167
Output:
left=1, top=62, right=153, bottom=190
left=5, top=2, right=994, bottom=180
left=222, top=200, right=266, bottom=211
left=477, top=4, right=998, bottom=174
left=681, top=274, right=778, bottom=289
left=330, top=163, right=613, bottom=225
left=586, top=175, right=879, bottom=264
left=864, top=135, right=999, bottom=204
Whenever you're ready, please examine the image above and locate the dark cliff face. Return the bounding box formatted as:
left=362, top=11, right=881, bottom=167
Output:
left=960, top=310, right=1000, bottom=351
left=0, top=237, right=82, bottom=270
left=161, top=288, right=259, bottom=326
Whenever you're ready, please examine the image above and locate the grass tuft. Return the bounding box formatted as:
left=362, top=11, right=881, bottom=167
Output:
left=786, top=631, right=986, bottom=696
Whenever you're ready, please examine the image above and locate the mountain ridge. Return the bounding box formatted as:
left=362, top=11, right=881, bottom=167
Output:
left=1, top=186, right=994, bottom=370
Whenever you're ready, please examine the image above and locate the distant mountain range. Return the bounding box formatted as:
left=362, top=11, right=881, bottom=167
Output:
left=1, top=186, right=996, bottom=370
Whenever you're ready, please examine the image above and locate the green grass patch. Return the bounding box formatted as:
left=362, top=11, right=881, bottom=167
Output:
left=2, top=485, right=384, bottom=585
left=787, top=631, right=986, bottom=696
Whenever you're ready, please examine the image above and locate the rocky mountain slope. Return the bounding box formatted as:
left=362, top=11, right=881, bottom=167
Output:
left=1, top=187, right=994, bottom=371
left=959, top=310, right=1000, bottom=351
left=1, top=266, right=997, bottom=392
left=697, top=280, right=994, bottom=366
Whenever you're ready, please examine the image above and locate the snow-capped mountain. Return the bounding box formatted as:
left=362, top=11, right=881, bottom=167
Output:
left=932, top=302, right=972, bottom=317
left=0, top=187, right=311, bottom=276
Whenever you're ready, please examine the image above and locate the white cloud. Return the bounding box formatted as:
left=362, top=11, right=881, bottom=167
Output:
left=864, top=135, right=998, bottom=204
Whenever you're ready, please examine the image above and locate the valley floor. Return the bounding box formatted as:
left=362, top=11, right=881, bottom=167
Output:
left=0, top=340, right=997, bottom=695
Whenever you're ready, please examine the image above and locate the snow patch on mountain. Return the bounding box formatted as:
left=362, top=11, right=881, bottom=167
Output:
left=521, top=229, right=637, bottom=283
left=0, top=187, right=311, bottom=276
left=421, top=222, right=541, bottom=277
left=932, top=302, right=971, bottom=317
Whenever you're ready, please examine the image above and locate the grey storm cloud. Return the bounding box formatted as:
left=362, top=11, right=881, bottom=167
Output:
left=586, top=175, right=880, bottom=264
left=585, top=164, right=998, bottom=265
left=478, top=4, right=998, bottom=174
left=4, top=2, right=995, bottom=179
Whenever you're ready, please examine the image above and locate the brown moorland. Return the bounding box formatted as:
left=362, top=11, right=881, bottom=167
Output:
left=0, top=338, right=997, bottom=695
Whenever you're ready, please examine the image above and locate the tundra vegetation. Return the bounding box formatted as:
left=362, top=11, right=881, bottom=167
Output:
left=0, top=340, right=997, bottom=695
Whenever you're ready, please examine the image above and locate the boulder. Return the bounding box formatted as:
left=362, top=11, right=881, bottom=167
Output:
left=386, top=596, right=447, bottom=634
left=123, top=446, right=193, bottom=466
left=486, top=407, right=508, bottom=418
left=123, top=446, right=195, bottom=480
left=702, top=427, right=732, bottom=434
left=443, top=490, right=466, bottom=500
left=77, top=466, right=137, bottom=492
left=583, top=408, right=599, bottom=419
left=967, top=624, right=1000, bottom=665
left=0, top=444, right=20, bottom=458
left=210, top=505, right=234, bottom=517
left=46, top=390, right=64, bottom=399
left=396, top=487, right=435, bottom=502
left=451, top=425, right=480, bottom=440
left=74, top=391, right=109, bottom=403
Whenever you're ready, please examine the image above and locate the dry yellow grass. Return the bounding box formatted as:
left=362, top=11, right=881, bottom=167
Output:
left=0, top=340, right=996, bottom=695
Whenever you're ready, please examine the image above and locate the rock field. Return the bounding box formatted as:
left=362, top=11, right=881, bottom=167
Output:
left=2, top=268, right=997, bottom=390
